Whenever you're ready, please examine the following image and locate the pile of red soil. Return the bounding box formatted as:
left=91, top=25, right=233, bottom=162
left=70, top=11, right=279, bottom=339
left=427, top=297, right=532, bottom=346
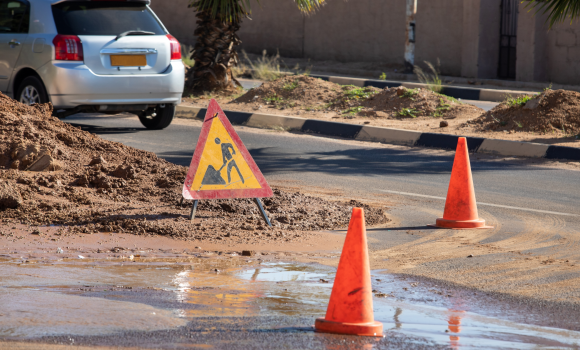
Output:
left=0, top=93, right=388, bottom=243
left=360, top=86, right=484, bottom=120
left=234, top=75, right=380, bottom=112
left=232, top=76, right=483, bottom=120
left=471, top=90, right=580, bottom=134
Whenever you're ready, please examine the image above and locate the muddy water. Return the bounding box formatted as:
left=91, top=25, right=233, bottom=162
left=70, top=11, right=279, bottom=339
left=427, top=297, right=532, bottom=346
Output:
left=1, top=257, right=580, bottom=349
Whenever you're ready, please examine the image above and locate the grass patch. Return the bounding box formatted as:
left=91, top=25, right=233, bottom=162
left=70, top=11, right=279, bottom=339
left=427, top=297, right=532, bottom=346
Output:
left=399, top=88, right=420, bottom=100
left=435, top=92, right=462, bottom=104
left=379, top=72, right=387, bottom=81
left=397, top=108, right=418, bottom=118
left=414, top=60, right=443, bottom=93
left=242, top=50, right=282, bottom=81
left=264, top=94, right=283, bottom=103
left=283, top=81, right=298, bottom=91
left=342, top=85, right=378, bottom=100
left=505, top=95, right=533, bottom=108
left=432, top=98, right=451, bottom=117
left=342, top=106, right=364, bottom=115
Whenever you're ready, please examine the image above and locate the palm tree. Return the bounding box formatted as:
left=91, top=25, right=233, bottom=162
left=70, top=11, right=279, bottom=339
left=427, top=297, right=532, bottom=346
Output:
left=525, top=0, right=580, bottom=28
left=185, top=0, right=324, bottom=93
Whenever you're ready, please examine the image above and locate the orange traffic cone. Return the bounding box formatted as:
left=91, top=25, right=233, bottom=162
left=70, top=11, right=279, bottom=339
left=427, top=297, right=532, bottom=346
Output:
left=433, top=137, right=493, bottom=229
left=315, top=208, right=383, bottom=337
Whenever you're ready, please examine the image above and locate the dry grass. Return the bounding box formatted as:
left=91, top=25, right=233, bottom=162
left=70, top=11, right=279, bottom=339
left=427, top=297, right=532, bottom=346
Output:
left=414, top=60, right=443, bottom=93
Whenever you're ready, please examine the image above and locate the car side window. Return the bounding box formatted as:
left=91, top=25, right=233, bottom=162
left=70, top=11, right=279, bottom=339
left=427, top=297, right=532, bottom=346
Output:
left=0, top=0, right=30, bottom=34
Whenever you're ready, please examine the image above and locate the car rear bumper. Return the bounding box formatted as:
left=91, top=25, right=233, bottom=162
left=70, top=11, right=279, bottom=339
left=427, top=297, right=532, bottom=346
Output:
left=38, top=60, right=185, bottom=109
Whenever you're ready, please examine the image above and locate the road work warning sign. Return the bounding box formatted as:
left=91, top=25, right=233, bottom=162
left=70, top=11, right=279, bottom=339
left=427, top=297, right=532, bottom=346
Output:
left=182, top=99, right=273, bottom=200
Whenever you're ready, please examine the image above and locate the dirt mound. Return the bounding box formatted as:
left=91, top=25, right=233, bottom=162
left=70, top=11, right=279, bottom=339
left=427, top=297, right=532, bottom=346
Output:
left=471, top=90, right=580, bottom=135
left=233, top=76, right=483, bottom=120
left=359, top=86, right=484, bottom=120
left=234, top=75, right=381, bottom=114
left=0, top=93, right=388, bottom=243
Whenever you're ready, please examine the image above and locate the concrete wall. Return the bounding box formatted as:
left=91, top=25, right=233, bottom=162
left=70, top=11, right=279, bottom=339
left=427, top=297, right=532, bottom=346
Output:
left=476, top=0, right=501, bottom=79
left=545, top=22, right=580, bottom=85
left=302, top=0, right=406, bottom=63
left=415, top=0, right=463, bottom=76
left=152, top=0, right=580, bottom=85
left=151, top=0, right=197, bottom=47
left=236, top=1, right=305, bottom=58
left=152, top=0, right=406, bottom=64
left=516, top=2, right=548, bottom=82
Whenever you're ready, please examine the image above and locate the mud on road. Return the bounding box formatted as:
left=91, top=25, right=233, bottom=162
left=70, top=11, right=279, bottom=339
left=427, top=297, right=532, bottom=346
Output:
left=0, top=93, right=388, bottom=246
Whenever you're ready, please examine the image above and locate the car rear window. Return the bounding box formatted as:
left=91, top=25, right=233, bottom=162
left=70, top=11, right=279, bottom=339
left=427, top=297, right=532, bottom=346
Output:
left=0, top=0, right=30, bottom=33
left=52, top=2, right=165, bottom=36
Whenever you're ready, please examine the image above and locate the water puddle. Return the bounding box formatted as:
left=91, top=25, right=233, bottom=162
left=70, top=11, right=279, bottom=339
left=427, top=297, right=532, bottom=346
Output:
left=1, top=258, right=580, bottom=348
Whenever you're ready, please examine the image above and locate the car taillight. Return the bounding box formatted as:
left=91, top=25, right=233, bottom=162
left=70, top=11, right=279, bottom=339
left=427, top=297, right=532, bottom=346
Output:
left=53, top=35, right=83, bottom=61
left=166, top=34, right=181, bottom=60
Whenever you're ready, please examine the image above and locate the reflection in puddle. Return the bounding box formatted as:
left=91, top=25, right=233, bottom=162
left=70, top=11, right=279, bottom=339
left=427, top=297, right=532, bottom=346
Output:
left=1, top=259, right=580, bottom=348
left=171, top=263, right=332, bottom=318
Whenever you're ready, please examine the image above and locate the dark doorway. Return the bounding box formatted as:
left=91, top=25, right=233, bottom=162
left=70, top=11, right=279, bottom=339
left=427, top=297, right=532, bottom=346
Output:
left=498, top=0, right=518, bottom=79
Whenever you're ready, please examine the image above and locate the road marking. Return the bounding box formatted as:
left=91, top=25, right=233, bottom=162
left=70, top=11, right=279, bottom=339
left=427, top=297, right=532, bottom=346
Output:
left=378, top=189, right=580, bottom=217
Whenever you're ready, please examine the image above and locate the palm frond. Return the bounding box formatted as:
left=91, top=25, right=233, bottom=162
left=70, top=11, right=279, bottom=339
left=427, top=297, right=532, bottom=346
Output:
left=524, top=0, right=580, bottom=28
left=190, top=0, right=325, bottom=23
left=293, top=0, right=326, bottom=13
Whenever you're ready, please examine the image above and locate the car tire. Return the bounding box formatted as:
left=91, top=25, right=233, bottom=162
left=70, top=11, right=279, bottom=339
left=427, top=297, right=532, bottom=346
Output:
left=138, top=104, right=175, bottom=130
left=16, top=76, right=49, bottom=106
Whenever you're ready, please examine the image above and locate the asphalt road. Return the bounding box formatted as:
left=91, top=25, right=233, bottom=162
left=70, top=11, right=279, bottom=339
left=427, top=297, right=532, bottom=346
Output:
left=66, top=113, right=580, bottom=252
left=66, top=113, right=578, bottom=216
left=12, top=112, right=576, bottom=349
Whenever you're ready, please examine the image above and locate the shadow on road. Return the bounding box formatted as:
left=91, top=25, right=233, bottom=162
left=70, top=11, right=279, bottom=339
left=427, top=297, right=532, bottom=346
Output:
left=69, top=122, right=146, bottom=135
left=155, top=147, right=545, bottom=178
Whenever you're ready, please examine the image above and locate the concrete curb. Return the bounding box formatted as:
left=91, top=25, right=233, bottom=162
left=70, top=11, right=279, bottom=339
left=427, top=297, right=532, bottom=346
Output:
left=310, top=74, right=535, bottom=102
left=176, top=105, right=580, bottom=161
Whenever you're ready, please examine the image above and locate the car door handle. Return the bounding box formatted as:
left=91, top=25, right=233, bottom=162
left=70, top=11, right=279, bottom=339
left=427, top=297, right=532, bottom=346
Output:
left=9, top=40, right=20, bottom=46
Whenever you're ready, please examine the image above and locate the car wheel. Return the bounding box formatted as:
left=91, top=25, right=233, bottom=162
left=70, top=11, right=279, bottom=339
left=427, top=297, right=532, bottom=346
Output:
left=138, top=104, right=175, bottom=130
left=17, top=76, right=49, bottom=106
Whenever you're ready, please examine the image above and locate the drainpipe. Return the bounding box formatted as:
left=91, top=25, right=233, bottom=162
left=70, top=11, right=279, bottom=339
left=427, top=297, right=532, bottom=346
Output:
left=404, top=0, right=417, bottom=72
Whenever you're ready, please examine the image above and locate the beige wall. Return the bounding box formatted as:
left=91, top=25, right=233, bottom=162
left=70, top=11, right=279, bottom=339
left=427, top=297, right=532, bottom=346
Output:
left=302, top=0, right=406, bottom=63
left=415, top=0, right=464, bottom=76
left=151, top=0, right=197, bottom=47
left=236, top=1, right=305, bottom=58
left=152, top=0, right=580, bottom=85
left=545, top=22, right=580, bottom=85
left=152, top=0, right=406, bottom=64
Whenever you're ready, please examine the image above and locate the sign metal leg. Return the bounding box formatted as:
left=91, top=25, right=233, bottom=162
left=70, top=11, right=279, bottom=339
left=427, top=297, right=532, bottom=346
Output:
left=254, top=198, right=272, bottom=227
left=190, top=200, right=199, bottom=221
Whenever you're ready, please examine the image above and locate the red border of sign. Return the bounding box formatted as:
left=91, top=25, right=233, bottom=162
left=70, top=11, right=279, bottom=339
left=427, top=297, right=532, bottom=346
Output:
left=182, top=99, right=273, bottom=200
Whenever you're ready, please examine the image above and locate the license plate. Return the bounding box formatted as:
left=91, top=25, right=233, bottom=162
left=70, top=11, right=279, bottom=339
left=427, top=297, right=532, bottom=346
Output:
left=110, top=55, right=146, bottom=67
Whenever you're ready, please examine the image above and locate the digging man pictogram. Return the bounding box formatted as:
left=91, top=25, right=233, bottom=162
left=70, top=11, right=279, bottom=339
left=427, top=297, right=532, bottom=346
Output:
left=201, top=137, right=245, bottom=186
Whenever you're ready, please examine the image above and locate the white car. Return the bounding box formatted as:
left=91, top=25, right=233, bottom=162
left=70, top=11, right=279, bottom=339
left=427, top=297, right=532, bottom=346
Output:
left=0, top=0, right=185, bottom=129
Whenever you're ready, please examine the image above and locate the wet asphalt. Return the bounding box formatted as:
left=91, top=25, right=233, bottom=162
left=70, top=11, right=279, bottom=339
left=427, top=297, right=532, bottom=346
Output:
left=4, top=107, right=577, bottom=349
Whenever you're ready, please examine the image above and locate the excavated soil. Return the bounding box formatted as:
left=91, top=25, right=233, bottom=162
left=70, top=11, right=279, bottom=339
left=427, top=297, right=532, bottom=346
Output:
left=359, top=86, right=483, bottom=119
left=231, top=76, right=483, bottom=121
left=0, top=93, right=388, bottom=243
left=471, top=89, right=580, bottom=135
left=234, top=75, right=379, bottom=113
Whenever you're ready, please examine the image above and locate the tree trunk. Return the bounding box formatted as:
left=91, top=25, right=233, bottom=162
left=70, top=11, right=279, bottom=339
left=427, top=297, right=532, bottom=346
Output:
left=185, top=8, right=242, bottom=94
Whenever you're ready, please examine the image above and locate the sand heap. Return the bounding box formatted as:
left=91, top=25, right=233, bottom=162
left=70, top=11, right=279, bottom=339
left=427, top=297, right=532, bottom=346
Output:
left=0, top=93, right=388, bottom=243
left=359, top=86, right=483, bottom=120
left=234, top=76, right=483, bottom=120
left=470, top=89, right=580, bottom=135
left=234, top=75, right=380, bottom=112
